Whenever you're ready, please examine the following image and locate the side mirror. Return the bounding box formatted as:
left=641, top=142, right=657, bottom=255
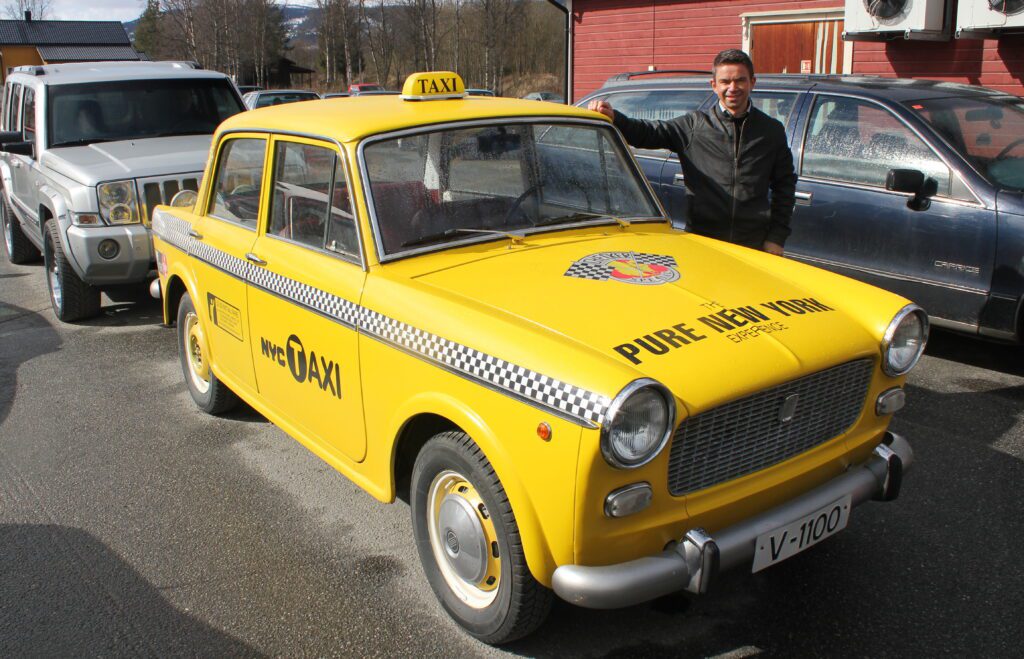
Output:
left=0, top=130, right=23, bottom=143
left=886, top=168, right=937, bottom=211
left=170, top=189, right=198, bottom=209
left=1, top=141, right=34, bottom=157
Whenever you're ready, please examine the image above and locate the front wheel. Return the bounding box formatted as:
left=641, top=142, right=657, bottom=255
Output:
left=177, top=291, right=239, bottom=414
left=43, top=220, right=100, bottom=322
left=411, top=431, right=552, bottom=644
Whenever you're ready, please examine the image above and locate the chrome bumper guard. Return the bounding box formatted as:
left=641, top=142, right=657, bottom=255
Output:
left=552, top=431, right=912, bottom=609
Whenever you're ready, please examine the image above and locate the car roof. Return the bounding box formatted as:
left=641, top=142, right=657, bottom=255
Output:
left=218, top=95, right=606, bottom=143
left=591, top=73, right=1016, bottom=103
left=7, top=60, right=229, bottom=85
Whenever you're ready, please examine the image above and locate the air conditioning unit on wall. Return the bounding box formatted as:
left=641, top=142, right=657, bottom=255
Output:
left=957, top=0, right=1024, bottom=38
left=844, top=0, right=951, bottom=40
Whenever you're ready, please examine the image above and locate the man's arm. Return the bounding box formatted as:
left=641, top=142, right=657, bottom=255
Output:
left=765, top=132, right=797, bottom=253
left=587, top=99, right=689, bottom=152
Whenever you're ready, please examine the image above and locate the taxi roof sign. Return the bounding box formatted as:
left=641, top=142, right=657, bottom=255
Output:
left=402, top=71, right=466, bottom=101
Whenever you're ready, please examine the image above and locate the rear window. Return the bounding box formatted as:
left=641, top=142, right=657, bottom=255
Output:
left=254, top=92, right=319, bottom=108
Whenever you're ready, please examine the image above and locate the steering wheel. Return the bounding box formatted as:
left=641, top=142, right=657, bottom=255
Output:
left=995, top=137, right=1024, bottom=160
left=502, top=184, right=543, bottom=225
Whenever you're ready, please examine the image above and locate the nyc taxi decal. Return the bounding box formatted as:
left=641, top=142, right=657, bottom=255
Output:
left=565, top=252, right=680, bottom=286
left=207, top=293, right=243, bottom=341
left=153, top=211, right=612, bottom=426
left=614, top=298, right=835, bottom=365
left=260, top=334, right=342, bottom=399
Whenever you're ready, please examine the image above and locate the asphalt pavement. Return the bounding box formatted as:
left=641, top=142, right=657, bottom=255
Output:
left=1, top=254, right=1021, bottom=658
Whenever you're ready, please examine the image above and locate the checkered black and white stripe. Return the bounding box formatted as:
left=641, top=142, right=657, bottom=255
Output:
left=153, top=215, right=613, bottom=426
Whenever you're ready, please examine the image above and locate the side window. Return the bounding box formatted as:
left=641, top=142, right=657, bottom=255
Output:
left=802, top=95, right=952, bottom=196
left=208, top=137, right=266, bottom=228
left=751, top=92, right=798, bottom=129
left=22, top=88, right=35, bottom=145
left=7, top=84, right=23, bottom=132
left=594, top=90, right=708, bottom=121
left=325, top=157, right=358, bottom=259
left=269, top=140, right=337, bottom=251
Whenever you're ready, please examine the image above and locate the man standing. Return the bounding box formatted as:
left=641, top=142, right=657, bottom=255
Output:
left=589, top=49, right=796, bottom=255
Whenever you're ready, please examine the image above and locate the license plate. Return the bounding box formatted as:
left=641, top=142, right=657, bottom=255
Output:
left=751, top=494, right=851, bottom=573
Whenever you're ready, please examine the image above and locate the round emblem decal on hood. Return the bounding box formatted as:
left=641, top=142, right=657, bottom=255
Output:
left=565, top=251, right=680, bottom=286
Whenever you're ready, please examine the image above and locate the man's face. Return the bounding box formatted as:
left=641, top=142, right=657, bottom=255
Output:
left=711, top=63, right=755, bottom=115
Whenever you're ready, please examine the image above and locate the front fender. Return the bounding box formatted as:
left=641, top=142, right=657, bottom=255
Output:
left=382, top=389, right=583, bottom=586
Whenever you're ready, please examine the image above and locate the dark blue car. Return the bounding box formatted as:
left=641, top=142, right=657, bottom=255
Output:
left=580, top=73, right=1024, bottom=343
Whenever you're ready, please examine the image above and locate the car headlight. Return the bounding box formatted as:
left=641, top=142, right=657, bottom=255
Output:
left=882, top=304, right=929, bottom=376
left=600, top=379, right=676, bottom=469
left=97, top=180, right=140, bottom=225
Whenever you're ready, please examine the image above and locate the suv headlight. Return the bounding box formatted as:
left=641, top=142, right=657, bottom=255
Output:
left=600, top=379, right=676, bottom=469
left=97, top=180, right=140, bottom=225
left=882, top=304, right=929, bottom=376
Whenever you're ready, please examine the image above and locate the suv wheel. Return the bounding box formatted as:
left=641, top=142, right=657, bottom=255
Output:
left=43, top=219, right=101, bottom=321
left=2, top=196, right=40, bottom=264
left=411, top=431, right=553, bottom=644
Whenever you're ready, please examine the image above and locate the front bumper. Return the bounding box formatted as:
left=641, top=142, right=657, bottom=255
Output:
left=65, top=223, right=154, bottom=284
left=552, top=431, right=911, bottom=609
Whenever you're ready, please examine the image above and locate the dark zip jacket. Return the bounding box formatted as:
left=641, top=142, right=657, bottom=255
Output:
left=613, top=104, right=797, bottom=249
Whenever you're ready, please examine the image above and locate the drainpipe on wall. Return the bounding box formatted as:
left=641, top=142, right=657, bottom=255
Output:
left=545, top=0, right=571, bottom=104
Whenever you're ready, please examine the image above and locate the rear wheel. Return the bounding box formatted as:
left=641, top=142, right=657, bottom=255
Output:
left=43, top=219, right=100, bottom=321
left=2, top=196, right=40, bottom=264
left=411, top=431, right=552, bottom=644
left=177, top=291, right=239, bottom=414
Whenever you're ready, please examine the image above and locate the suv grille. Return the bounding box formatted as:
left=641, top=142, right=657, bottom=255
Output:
left=667, top=359, right=873, bottom=496
left=137, top=175, right=200, bottom=226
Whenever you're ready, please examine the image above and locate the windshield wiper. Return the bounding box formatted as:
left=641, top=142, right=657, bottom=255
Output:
left=402, top=227, right=525, bottom=248
left=532, top=212, right=605, bottom=227
left=51, top=138, right=116, bottom=148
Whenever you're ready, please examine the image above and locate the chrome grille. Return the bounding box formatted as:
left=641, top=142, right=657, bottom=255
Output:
left=137, top=175, right=200, bottom=226
left=667, top=359, right=873, bottom=496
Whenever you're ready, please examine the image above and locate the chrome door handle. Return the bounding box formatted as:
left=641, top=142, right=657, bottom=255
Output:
left=795, top=191, right=813, bottom=205
left=188, top=228, right=203, bottom=239
left=673, top=173, right=685, bottom=184
left=245, top=252, right=267, bottom=266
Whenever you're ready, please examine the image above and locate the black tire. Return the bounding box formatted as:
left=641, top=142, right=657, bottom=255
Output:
left=176, top=292, right=239, bottom=414
left=43, top=219, right=101, bottom=322
left=1, top=195, right=40, bottom=264
left=411, top=431, right=553, bottom=644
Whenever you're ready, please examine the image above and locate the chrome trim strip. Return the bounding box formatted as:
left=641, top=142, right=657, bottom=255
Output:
left=787, top=252, right=990, bottom=294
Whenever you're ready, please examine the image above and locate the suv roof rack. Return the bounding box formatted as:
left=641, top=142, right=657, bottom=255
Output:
left=12, top=65, right=45, bottom=76
left=605, top=69, right=708, bottom=83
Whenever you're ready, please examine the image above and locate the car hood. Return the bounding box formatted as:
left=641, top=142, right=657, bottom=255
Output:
left=401, top=225, right=903, bottom=414
left=41, top=134, right=213, bottom=186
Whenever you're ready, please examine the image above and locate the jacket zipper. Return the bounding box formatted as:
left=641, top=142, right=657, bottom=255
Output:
left=729, top=117, right=746, bottom=242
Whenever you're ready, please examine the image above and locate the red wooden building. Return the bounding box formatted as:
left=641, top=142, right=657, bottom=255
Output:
left=565, top=0, right=1024, bottom=102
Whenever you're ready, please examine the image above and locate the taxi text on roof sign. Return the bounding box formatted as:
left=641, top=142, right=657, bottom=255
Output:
left=401, top=71, right=466, bottom=101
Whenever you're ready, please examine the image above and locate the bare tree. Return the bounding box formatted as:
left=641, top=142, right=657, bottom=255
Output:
left=3, top=0, right=51, bottom=20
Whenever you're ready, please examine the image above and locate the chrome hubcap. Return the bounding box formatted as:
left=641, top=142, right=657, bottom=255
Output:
left=48, top=257, right=62, bottom=309
left=2, top=212, right=12, bottom=254
left=427, top=470, right=500, bottom=608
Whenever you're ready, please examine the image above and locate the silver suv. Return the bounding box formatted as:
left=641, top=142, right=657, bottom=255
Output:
left=0, top=61, right=244, bottom=321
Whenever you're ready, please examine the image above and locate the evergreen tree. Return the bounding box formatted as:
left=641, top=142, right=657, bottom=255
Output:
left=134, top=0, right=163, bottom=60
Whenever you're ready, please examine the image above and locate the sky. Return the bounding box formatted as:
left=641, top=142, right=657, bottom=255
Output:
left=43, top=1, right=316, bottom=23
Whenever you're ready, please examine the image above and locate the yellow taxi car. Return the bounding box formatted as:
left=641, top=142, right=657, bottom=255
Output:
left=151, top=71, right=926, bottom=644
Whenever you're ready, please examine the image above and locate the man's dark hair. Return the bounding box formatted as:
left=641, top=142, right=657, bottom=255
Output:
left=713, top=49, right=755, bottom=79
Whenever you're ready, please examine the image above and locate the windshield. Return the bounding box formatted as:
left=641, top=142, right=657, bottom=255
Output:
left=363, top=122, right=661, bottom=256
left=254, top=91, right=319, bottom=108
left=905, top=95, right=1024, bottom=191
left=48, top=78, right=243, bottom=148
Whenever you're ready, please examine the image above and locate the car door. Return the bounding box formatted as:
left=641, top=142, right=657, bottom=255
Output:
left=245, top=136, right=367, bottom=463
left=9, top=84, right=35, bottom=221
left=586, top=89, right=709, bottom=223
left=787, top=93, right=994, bottom=326
left=191, top=133, right=265, bottom=395
left=660, top=90, right=803, bottom=227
